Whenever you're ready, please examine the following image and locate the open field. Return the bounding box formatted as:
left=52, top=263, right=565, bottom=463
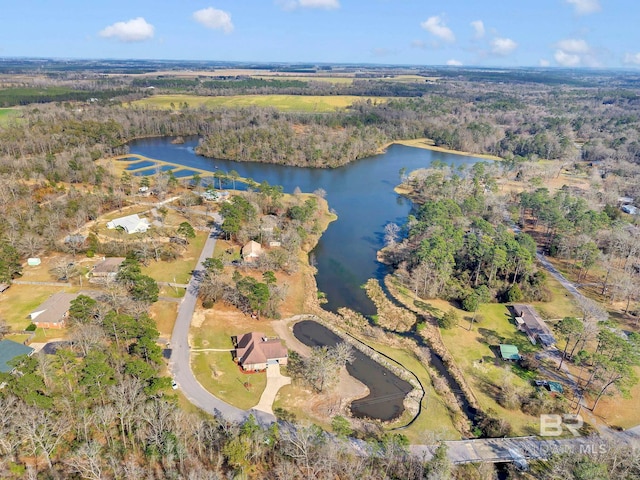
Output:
left=583, top=366, right=640, bottom=430
left=533, top=273, right=581, bottom=320
left=141, top=230, right=208, bottom=284
left=133, top=94, right=387, bottom=112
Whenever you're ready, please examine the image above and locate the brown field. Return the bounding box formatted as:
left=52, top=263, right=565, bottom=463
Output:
left=149, top=300, right=179, bottom=338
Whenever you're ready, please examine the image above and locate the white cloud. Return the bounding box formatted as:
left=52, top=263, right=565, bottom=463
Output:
left=193, top=7, right=234, bottom=33
left=565, top=0, right=601, bottom=15
left=420, top=16, right=455, bottom=43
left=277, top=0, right=340, bottom=10
left=446, top=59, right=463, bottom=66
left=556, top=38, right=589, bottom=54
left=99, top=17, right=154, bottom=42
left=554, top=49, right=581, bottom=66
left=553, top=38, right=600, bottom=67
left=411, top=40, right=427, bottom=49
left=491, top=37, right=517, bottom=55
left=624, top=52, right=640, bottom=66
left=539, top=59, right=550, bottom=67
left=470, top=20, right=485, bottom=39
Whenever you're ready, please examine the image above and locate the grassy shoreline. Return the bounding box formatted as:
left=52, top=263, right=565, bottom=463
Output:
left=382, top=137, right=502, bottom=161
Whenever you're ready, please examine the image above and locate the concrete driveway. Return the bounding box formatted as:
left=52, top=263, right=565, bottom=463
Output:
left=252, top=364, right=291, bottom=416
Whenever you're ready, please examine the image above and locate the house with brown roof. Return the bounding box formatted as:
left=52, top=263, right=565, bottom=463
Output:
left=233, top=332, right=288, bottom=371
left=241, top=240, right=262, bottom=262
left=29, top=292, right=79, bottom=329
left=512, top=304, right=556, bottom=347
left=90, top=257, right=126, bottom=282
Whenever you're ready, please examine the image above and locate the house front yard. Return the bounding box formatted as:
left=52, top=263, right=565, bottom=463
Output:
left=190, top=303, right=277, bottom=410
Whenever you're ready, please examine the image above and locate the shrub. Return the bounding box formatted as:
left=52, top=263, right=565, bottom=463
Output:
left=519, top=353, right=540, bottom=372
left=438, top=309, right=458, bottom=329
left=25, top=323, right=37, bottom=332
left=462, top=294, right=479, bottom=312
left=505, top=284, right=523, bottom=302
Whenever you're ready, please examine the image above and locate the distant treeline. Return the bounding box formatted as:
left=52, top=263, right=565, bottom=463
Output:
left=0, top=87, right=136, bottom=107
left=132, top=77, right=308, bottom=91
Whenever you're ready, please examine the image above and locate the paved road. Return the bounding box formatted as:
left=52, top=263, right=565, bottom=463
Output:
left=535, top=252, right=585, bottom=302
left=169, top=216, right=274, bottom=424
left=412, top=424, right=640, bottom=464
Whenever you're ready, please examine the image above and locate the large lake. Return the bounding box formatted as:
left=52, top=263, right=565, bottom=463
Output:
left=129, top=137, right=482, bottom=315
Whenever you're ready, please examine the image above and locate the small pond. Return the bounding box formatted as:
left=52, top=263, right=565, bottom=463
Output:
left=293, top=320, right=413, bottom=421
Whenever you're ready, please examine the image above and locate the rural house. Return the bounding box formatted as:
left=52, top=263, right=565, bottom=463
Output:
left=0, top=339, right=35, bottom=373
left=29, top=292, right=79, bottom=329
left=241, top=240, right=262, bottom=262
left=233, top=332, right=288, bottom=371
left=90, top=257, right=126, bottom=282
left=512, top=304, right=556, bottom=347
left=106, top=214, right=151, bottom=234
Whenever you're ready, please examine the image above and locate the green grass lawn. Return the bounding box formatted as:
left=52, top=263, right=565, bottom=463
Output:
left=191, top=351, right=266, bottom=410
left=534, top=274, right=580, bottom=320
left=158, top=285, right=185, bottom=298
left=141, top=231, right=207, bottom=284
left=133, top=94, right=387, bottom=112
left=0, top=108, right=20, bottom=125
left=438, top=303, right=542, bottom=436
left=365, top=341, right=460, bottom=441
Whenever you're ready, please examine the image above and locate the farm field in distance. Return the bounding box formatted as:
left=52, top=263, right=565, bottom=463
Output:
left=0, top=108, right=19, bottom=125
left=133, top=93, right=388, bottom=112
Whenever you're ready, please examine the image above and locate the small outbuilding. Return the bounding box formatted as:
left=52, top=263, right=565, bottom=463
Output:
left=547, top=381, right=564, bottom=395
left=499, top=344, right=521, bottom=361
left=0, top=339, right=35, bottom=373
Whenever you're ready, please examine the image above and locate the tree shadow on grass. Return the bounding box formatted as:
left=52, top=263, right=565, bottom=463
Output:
left=477, top=327, right=505, bottom=346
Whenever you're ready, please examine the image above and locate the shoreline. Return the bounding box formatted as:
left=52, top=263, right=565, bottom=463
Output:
left=379, top=138, right=502, bottom=161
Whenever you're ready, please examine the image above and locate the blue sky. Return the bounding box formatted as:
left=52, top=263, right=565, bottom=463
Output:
left=1, top=0, right=639, bottom=68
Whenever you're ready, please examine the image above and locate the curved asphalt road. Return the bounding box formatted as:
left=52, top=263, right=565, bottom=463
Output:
left=169, top=217, right=274, bottom=424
